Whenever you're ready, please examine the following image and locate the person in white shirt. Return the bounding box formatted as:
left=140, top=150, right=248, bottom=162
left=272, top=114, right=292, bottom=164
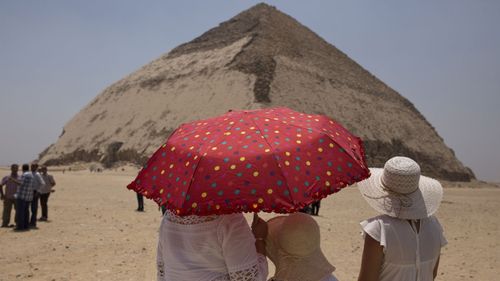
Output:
left=265, top=212, right=339, bottom=281
left=357, top=157, right=447, bottom=281
left=29, top=163, right=45, bottom=228
left=39, top=166, right=56, bottom=221
left=156, top=210, right=268, bottom=281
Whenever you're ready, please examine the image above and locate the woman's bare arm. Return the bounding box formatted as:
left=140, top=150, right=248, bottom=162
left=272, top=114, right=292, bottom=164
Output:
left=433, top=255, right=441, bottom=279
left=358, top=234, right=384, bottom=281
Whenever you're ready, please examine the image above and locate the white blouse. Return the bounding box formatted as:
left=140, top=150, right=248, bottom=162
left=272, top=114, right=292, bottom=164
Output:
left=157, top=210, right=268, bottom=281
left=361, top=215, right=447, bottom=281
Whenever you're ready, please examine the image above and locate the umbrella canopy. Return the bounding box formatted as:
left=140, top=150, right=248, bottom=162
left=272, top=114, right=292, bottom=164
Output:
left=127, top=107, right=370, bottom=216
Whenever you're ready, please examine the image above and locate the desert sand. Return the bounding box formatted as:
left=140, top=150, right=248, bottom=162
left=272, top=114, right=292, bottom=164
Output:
left=0, top=166, right=498, bottom=281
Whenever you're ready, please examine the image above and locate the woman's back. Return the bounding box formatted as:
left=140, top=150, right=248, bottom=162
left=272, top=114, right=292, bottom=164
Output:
left=361, top=215, right=447, bottom=281
left=157, top=210, right=267, bottom=281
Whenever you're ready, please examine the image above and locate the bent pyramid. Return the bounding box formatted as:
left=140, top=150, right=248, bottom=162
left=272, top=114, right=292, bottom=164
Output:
left=39, top=3, right=474, bottom=181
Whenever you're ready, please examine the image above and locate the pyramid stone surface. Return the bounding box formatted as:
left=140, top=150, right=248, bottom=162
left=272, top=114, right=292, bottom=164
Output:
left=39, top=3, right=474, bottom=181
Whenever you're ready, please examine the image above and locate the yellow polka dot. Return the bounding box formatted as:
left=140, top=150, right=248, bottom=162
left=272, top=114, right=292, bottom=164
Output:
left=229, top=121, right=235, bottom=125
left=329, top=143, right=334, bottom=148
left=201, top=192, right=207, bottom=198
left=214, top=166, right=220, bottom=171
left=348, top=137, right=352, bottom=141
left=335, top=132, right=340, bottom=136
left=264, top=119, right=270, bottom=122
left=240, top=157, right=246, bottom=161
left=274, top=130, right=280, bottom=133
left=189, top=146, right=195, bottom=150
left=318, top=148, right=323, bottom=152
left=211, top=147, right=217, bottom=151
left=194, top=155, right=198, bottom=160
left=325, top=181, right=331, bottom=187
left=306, top=161, right=311, bottom=166
left=224, top=132, right=231, bottom=136
left=315, top=118, right=320, bottom=122
left=185, top=161, right=190, bottom=167
left=161, top=170, right=165, bottom=174
left=205, top=132, right=211, bottom=135
left=159, top=189, right=164, bottom=194
left=192, top=203, right=197, bottom=208
left=264, top=149, right=271, bottom=153
left=326, top=171, right=332, bottom=176
left=285, top=151, right=291, bottom=156
left=215, top=205, right=220, bottom=210
left=284, top=161, right=290, bottom=166
left=169, top=164, right=174, bottom=169
left=170, top=147, right=176, bottom=151
left=240, top=131, right=246, bottom=135
left=296, top=140, right=302, bottom=144
left=267, top=189, right=273, bottom=194
left=203, top=152, right=208, bottom=156
left=250, top=126, right=256, bottom=130
left=252, top=203, right=258, bottom=209
left=297, top=134, right=302, bottom=137
left=194, top=134, right=199, bottom=138
left=253, top=171, right=259, bottom=177
left=230, top=164, right=236, bottom=170
left=258, top=198, right=264, bottom=204
left=162, top=144, right=166, bottom=148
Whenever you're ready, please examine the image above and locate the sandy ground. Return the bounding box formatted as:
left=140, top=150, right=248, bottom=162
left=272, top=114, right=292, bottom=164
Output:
left=0, top=168, right=498, bottom=281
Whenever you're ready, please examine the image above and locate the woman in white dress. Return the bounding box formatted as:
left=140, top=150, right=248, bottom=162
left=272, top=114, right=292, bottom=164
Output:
left=156, top=211, right=268, bottom=281
left=265, top=212, right=339, bottom=281
left=357, top=156, right=448, bottom=281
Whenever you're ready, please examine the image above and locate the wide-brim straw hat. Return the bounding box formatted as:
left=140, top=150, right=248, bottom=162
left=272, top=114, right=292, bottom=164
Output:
left=266, top=213, right=335, bottom=281
left=357, top=156, right=443, bottom=220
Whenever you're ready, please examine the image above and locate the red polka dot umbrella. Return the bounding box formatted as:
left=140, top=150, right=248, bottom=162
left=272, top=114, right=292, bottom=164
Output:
left=127, top=107, right=370, bottom=216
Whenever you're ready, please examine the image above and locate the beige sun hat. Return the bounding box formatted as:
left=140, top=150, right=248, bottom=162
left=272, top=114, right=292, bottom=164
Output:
left=265, top=213, right=335, bottom=281
left=357, top=156, right=443, bottom=220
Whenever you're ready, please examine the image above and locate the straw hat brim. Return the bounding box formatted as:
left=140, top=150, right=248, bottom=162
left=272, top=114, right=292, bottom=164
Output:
left=357, top=168, right=443, bottom=220
left=266, top=215, right=335, bottom=281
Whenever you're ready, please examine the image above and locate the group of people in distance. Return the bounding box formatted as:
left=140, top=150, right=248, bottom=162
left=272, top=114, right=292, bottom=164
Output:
left=155, top=156, right=447, bottom=281
left=0, top=163, right=56, bottom=231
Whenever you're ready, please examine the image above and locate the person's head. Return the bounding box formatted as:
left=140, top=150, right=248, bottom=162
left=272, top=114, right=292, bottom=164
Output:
left=22, top=164, right=30, bottom=173
left=266, top=213, right=335, bottom=281
left=40, top=166, right=47, bottom=174
left=10, top=164, right=19, bottom=174
left=31, top=163, right=39, bottom=172
left=357, top=156, right=443, bottom=220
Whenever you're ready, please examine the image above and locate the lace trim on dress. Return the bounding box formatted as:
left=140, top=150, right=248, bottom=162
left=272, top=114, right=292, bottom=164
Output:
left=210, top=255, right=267, bottom=281
left=165, top=209, right=218, bottom=225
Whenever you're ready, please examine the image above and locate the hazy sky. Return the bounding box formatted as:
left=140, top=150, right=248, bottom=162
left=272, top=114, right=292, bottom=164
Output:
left=1, top=1, right=499, bottom=182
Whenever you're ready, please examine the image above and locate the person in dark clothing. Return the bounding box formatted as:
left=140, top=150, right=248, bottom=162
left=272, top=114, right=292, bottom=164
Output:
left=136, top=192, right=144, bottom=212
left=15, top=164, right=34, bottom=231
left=311, top=200, right=321, bottom=216
left=29, top=163, right=45, bottom=228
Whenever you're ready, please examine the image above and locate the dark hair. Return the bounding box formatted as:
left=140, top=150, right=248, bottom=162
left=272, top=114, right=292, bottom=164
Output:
left=10, top=164, right=18, bottom=169
left=22, top=164, right=29, bottom=172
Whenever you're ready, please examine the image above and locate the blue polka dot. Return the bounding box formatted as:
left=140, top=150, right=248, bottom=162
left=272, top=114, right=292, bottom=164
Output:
left=218, top=190, right=224, bottom=196
left=277, top=180, right=283, bottom=186
left=223, top=158, right=229, bottom=163
left=234, top=189, right=240, bottom=195
left=246, top=163, right=252, bottom=169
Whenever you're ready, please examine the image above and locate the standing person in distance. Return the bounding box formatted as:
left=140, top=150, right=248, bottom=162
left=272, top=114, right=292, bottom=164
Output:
left=29, top=163, right=45, bottom=228
left=14, top=164, right=35, bottom=231
left=39, top=166, right=56, bottom=221
left=1, top=164, right=21, bottom=227
left=357, top=156, right=447, bottom=281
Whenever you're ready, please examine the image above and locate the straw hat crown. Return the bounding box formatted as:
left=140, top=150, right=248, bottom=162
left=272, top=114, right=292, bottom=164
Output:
left=381, top=156, right=421, bottom=194
left=277, top=213, right=320, bottom=256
